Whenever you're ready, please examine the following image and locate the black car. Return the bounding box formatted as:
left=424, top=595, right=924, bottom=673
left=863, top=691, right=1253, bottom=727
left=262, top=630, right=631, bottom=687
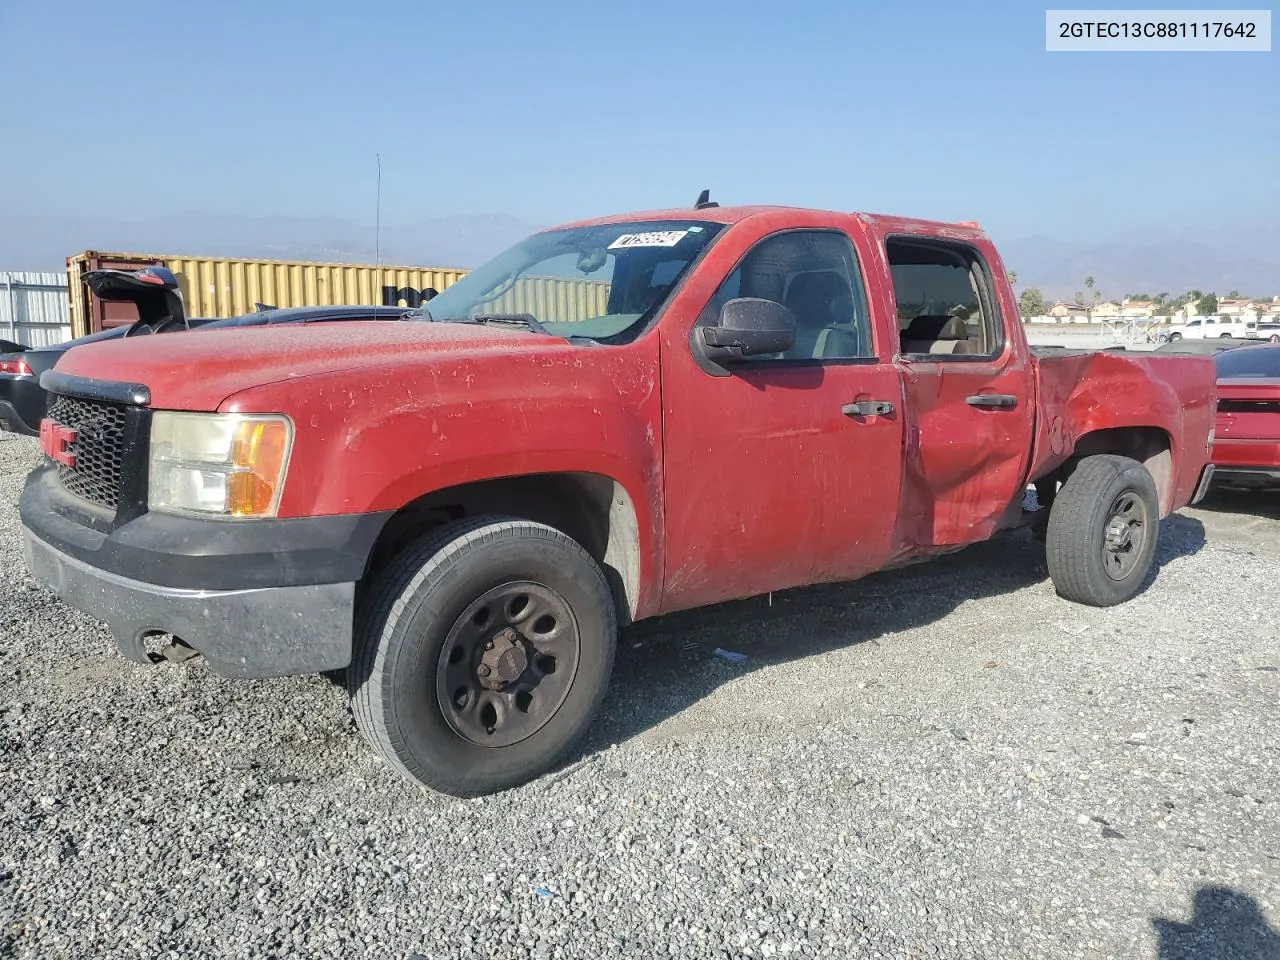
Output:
left=0, top=267, right=410, bottom=436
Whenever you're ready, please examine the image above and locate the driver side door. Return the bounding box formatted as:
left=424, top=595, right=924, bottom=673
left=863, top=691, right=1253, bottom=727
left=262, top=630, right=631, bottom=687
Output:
left=658, top=225, right=905, bottom=613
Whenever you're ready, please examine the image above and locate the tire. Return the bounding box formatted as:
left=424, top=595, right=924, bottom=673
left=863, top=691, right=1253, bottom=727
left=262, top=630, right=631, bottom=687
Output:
left=1045, top=455, right=1160, bottom=607
left=349, top=517, right=617, bottom=797
left=1168, top=333, right=1182, bottom=342
left=1270, top=334, right=1279, bottom=344
left=1219, top=333, right=1232, bottom=339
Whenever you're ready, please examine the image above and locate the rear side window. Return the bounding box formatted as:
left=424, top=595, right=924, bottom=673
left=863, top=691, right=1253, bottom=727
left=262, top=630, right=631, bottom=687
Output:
left=1214, top=347, right=1280, bottom=378
left=886, top=238, right=1004, bottom=358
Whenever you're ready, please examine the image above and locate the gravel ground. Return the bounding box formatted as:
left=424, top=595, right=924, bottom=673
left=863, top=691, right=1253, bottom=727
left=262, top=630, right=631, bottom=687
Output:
left=2, top=432, right=1278, bottom=960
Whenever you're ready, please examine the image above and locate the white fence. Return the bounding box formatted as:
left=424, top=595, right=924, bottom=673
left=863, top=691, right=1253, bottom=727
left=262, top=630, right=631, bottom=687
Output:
left=1, top=272, right=72, bottom=348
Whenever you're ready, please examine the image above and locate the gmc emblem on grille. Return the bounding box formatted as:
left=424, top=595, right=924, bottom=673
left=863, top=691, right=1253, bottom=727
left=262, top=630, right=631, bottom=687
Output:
left=39, top=419, right=77, bottom=468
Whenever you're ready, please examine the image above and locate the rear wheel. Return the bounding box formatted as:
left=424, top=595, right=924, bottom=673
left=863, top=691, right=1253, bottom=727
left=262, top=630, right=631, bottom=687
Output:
left=1168, top=332, right=1182, bottom=342
left=349, top=517, right=617, bottom=797
left=1219, top=333, right=1232, bottom=338
left=1270, top=334, right=1279, bottom=344
left=1045, top=455, right=1160, bottom=607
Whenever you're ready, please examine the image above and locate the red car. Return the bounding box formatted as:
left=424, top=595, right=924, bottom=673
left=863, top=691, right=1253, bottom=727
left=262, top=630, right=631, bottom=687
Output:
left=1212, top=343, right=1280, bottom=487
left=20, top=201, right=1216, bottom=796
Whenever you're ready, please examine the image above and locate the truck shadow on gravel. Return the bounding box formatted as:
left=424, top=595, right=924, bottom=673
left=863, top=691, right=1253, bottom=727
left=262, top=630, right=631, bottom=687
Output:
left=1152, top=885, right=1280, bottom=960
left=583, top=516, right=1206, bottom=754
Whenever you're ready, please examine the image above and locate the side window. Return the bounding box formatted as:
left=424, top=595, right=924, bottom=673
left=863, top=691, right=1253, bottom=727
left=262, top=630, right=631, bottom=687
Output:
left=701, top=230, right=873, bottom=361
left=886, top=238, right=1004, bottom=358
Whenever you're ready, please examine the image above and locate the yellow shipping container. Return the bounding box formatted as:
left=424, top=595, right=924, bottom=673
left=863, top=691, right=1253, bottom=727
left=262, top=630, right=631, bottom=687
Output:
left=66, top=250, right=615, bottom=339
left=476, top=276, right=612, bottom=323
left=66, top=251, right=468, bottom=339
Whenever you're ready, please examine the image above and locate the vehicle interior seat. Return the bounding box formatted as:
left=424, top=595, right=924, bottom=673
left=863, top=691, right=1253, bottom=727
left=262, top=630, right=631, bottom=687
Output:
left=781, top=271, right=861, bottom=360
left=899, top=314, right=980, bottom=355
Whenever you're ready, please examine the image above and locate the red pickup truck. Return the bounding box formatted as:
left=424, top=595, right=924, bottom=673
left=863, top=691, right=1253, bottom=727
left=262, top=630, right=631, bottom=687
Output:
left=21, top=203, right=1216, bottom=796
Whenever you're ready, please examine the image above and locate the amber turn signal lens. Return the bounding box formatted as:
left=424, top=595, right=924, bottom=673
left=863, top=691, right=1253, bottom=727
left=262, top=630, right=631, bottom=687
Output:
left=227, top=420, right=291, bottom=517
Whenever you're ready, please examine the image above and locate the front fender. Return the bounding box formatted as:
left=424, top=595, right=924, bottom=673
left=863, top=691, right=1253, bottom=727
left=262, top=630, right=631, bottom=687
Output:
left=219, top=345, right=666, bottom=604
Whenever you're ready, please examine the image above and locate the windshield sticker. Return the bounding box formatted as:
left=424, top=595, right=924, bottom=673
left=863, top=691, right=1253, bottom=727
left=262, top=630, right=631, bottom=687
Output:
left=608, top=230, right=690, bottom=249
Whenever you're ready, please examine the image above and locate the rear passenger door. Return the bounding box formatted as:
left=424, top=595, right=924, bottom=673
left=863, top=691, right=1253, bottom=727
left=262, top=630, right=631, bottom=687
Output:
left=883, top=235, right=1034, bottom=547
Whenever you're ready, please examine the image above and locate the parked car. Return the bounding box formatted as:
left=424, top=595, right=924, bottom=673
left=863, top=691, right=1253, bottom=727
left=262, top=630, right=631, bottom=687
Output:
left=1210, top=343, right=1280, bottom=488
left=0, top=266, right=409, bottom=436
left=20, top=201, right=1217, bottom=797
left=1256, top=320, right=1280, bottom=343
left=1167, top=315, right=1259, bottom=341
left=1153, top=338, right=1251, bottom=356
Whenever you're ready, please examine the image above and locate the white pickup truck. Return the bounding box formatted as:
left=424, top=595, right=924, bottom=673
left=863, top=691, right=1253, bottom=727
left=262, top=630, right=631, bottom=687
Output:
left=1168, top=315, right=1259, bottom=341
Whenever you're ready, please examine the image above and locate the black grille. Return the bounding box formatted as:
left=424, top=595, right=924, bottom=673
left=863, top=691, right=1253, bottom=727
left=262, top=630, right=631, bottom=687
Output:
left=47, top=394, right=129, bottom=509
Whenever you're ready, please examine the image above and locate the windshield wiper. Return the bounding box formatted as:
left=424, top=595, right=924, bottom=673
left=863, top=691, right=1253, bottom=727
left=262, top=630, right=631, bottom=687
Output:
left=449, top=313, right=551, bottom=336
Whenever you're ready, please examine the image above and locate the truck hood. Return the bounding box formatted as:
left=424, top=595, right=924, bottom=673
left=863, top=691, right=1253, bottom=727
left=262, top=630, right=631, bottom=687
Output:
left=53, top=321, right=568, bottom=410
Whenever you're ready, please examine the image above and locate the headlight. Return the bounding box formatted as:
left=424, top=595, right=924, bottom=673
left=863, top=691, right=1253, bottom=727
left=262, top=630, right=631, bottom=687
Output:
left=148, top=412, right=293, bottom=518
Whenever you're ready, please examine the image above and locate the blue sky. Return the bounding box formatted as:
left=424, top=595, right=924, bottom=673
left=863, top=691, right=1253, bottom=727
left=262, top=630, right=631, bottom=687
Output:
left=0, top=0, right=1275, bottom=241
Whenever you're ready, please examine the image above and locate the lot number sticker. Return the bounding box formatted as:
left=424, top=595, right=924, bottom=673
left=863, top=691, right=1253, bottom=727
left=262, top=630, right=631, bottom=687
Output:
left=608, top=230, right=689, bottom=249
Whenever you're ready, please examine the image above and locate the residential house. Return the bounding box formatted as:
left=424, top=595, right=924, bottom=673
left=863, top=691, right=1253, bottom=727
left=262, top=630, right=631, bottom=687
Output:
left=1118, top=298, right=1158, bottom=319
left=1217, top=299, right=1262, bottom=320
left=1049, top=301, right=1090, bottom=320
left=1091, top=300, right=1123, bottom=318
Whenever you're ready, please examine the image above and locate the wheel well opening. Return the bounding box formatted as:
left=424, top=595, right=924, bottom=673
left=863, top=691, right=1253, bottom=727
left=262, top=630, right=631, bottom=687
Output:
left=361, top=473, right=641, bottom=623
left=1060, top=427, right=1175, bottom=514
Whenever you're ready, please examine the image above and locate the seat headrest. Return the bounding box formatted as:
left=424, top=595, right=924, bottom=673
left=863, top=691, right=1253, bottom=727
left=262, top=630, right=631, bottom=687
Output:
left=902, top=314, right=969, bottom=341
left=785, top=271, right=852, bottom=312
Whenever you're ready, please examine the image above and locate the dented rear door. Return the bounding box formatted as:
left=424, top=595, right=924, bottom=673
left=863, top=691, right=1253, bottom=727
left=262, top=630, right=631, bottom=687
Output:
left=879, top=233, right=1035, bottom=551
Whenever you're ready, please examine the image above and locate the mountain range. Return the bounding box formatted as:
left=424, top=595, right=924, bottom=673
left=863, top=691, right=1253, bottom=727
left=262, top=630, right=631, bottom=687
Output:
left=2, top=211, right=1276, bottom=301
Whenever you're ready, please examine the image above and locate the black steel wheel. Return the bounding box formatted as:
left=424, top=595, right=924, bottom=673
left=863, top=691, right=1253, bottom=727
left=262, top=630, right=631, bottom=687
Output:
left=1100, top=490, right=1149, bottom=582
left=349, top=517, right=617, bottom=797
left=1045, top=454, right=1161, bottom=607
left=437, top=581, right=581, bottom=748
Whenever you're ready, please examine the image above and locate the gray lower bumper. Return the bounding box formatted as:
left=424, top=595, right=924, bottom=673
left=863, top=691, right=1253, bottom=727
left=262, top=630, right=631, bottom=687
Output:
left=23, top=531, right=355, bottom=679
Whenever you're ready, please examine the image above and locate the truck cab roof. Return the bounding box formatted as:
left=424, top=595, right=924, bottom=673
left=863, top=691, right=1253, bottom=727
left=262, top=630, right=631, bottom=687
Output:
left=556, top=204, right=989, bottom=241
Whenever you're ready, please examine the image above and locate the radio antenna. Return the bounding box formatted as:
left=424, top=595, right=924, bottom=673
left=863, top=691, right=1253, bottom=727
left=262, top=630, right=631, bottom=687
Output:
left=375, top=153, right=383, bottom=268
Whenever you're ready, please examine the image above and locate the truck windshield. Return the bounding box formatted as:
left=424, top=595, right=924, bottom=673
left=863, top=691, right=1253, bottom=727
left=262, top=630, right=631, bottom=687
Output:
left=411, top=220, right=725, bottom=342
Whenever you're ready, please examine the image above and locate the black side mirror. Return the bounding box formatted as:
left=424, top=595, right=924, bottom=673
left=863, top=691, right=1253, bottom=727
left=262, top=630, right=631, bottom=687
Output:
left=698, top=297, right=797, bottom=362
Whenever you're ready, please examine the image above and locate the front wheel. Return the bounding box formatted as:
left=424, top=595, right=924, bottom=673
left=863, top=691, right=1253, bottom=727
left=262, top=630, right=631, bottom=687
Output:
left=1045, top=455, right=1160, bottom=607
left=349, top=517, right=617, bottom=797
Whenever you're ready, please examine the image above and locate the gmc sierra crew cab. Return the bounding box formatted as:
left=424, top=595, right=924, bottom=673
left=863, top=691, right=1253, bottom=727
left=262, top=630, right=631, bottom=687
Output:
left=21, top=202, right=1217, bottom=797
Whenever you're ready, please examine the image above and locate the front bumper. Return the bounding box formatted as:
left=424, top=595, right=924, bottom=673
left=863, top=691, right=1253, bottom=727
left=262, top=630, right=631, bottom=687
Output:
left=0, top=374, right=48, bottom=436
left=0, top=397, right=38, bottom=436
left=24, top=532, right=354, bottom=678
left=20, top=464, right=392, bottom=678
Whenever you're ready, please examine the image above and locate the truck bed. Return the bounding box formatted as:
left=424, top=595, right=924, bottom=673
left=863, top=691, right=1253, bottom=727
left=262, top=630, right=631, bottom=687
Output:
left=1029, top=349, right=1217, bottom=514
